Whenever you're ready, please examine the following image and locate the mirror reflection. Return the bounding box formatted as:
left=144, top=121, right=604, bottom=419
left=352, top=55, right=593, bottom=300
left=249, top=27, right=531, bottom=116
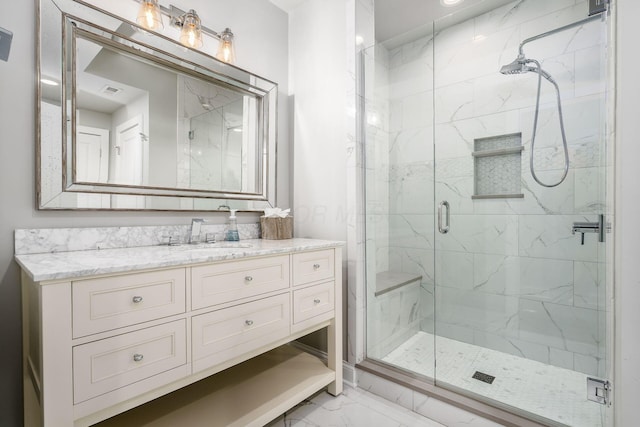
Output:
left=73, top=34, right=259, bottom=194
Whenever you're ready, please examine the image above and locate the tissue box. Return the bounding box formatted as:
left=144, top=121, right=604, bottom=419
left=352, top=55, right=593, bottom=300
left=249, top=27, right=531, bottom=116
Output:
left=260, top=216, right=293, bottom=240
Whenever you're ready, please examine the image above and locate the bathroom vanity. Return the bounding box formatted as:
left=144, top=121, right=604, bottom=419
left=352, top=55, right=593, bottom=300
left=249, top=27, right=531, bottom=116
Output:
left=16, top=237, right=343, bottom=426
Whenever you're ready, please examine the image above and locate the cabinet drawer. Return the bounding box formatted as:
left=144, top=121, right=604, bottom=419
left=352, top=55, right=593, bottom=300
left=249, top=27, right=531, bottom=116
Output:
left=191, top=255, right=289, bottom=310
left=292, top=249, right=335, bottom=286
left=293, top=281, right=335, bottom=324
left=73, top=320, right=187, bottom=404
left=192, top=293, right=290, bottom=372
left=73, top=269, right=186, bottom=338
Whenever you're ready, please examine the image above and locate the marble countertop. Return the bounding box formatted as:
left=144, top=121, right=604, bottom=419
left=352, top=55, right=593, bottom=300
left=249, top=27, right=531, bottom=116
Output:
left=15, top=238, right=344, bottom=282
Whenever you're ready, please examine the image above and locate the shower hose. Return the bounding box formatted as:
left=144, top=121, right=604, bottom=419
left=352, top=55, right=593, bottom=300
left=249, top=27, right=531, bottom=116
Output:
left=528, top=58, right=570, bottom=188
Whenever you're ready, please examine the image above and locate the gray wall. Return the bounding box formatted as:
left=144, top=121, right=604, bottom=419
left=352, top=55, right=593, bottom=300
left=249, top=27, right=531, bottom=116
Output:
left=0, top=0, right=289, bottom=425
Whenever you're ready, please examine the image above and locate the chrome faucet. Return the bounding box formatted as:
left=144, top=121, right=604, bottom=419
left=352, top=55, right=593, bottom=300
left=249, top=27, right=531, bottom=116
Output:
left=189, top=218, right=205, bottom=244
left=572, top=214, right=608, bottom=245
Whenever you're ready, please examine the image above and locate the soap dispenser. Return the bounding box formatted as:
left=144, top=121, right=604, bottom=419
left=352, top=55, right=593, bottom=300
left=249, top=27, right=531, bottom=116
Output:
left=226, top=209, right=240, bottom=241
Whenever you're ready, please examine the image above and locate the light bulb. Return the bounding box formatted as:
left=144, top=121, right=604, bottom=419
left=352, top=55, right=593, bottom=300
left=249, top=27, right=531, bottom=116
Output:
left=136, top=0, right=163, bottom=31
left=215, top=28, right=236, bottom=64
left=179, top=10, right=203, bottom=49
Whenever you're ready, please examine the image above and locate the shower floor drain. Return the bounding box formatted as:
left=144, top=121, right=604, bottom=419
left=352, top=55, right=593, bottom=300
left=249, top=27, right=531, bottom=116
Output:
left=472, top=371, right=496, bottom=384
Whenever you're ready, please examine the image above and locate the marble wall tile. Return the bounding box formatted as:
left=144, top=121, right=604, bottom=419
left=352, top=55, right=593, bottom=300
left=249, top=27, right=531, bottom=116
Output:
left=434, top=156, right=473, bottom=179
left=472, top=330, right=551, bottom=366
left=435, top=250, right=474, bottom=290
left=473, top=0, right=577, bottom=39
left=574, top=166, right=606, bottom=214
left=434, top=81, right=474, bottom=124
left=573, top=261, right=604, bottom=310
left=520, top=4, right=602, bottom=56
left=388, top=163, right=434, bottom=215
left=575, top=45, right=606, bottom=98
left=389, top=126, right=434, bottom=165
left=518, top=299, right=600, bottom=357
left=367, top=282, right=422, bottom=359
left=472, top=169, right=575, bottom=215
left=573, top=353, right=601, bottom=376
left=435, top=175, right=474, bottom=215
left=518, top=94, right=603, bottom=150
left=433, top=321, right=474, bottom=344
left=549, top=347, right=575, bottom=370
left=389, top=34, right=434, bottom=73
left=435, top=111, right=521, bottom=160
left=388, top=59, right=433, bottom=101
left=397, top=91, right=435, bottom=131
left=391, top=247, right=436, bottom=287
left=388, top=214, right=435, bottom=250
left=436, top=214, right=519, bottom=256
left=436, top=286, right=520, bottom=338
left=434, top=25, right=520, bottom=89
left=518, top=214, right=598, bottom=261
left=472, top=254, right=573, bottom=305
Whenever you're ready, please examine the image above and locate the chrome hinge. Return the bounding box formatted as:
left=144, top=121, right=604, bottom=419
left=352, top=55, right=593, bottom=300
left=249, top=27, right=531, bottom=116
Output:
left=587, top=377, right=611, bottom=405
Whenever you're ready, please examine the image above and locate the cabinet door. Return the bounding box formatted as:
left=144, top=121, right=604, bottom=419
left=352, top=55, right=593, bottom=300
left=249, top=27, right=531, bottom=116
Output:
left=73, top=268, right=186, bottom=338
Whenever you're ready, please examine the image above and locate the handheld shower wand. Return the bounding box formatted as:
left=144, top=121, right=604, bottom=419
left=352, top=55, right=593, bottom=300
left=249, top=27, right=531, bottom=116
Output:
left=500, top=56, right=569, bottom=188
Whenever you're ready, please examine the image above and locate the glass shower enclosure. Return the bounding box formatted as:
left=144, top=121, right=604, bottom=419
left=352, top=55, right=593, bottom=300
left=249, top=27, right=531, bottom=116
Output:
left=363, top=1, right=611, bottom=426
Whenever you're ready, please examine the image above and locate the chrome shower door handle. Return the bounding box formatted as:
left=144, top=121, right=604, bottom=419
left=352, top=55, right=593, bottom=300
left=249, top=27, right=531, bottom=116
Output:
left=438, top=201, right=450, bottom=234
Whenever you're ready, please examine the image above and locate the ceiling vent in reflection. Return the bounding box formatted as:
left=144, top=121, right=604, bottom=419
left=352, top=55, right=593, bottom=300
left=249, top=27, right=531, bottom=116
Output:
left=100, top=85, right=123, bottom=96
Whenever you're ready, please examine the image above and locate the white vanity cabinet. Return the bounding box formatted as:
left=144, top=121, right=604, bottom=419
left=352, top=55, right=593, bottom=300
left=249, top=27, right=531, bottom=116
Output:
left=19, top=242, right=343, bottom=427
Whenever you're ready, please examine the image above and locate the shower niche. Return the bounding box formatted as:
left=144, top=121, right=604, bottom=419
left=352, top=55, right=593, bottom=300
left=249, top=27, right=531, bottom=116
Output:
left=471, top=133, right=524, bottom=199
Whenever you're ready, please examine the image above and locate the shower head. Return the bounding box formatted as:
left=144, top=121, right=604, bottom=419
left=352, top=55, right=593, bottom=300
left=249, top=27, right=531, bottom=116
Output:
left=500, top=57, right=529, bottom=75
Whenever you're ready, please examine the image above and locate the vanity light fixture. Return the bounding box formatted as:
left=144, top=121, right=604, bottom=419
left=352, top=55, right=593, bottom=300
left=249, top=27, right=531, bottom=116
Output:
left=134, top=0, right=236, bottom=63
left=136, top=0, right=164, bottom=31
left=177, top=9, right=203, bottom=49
left=215, top=28, right=235, bottom=64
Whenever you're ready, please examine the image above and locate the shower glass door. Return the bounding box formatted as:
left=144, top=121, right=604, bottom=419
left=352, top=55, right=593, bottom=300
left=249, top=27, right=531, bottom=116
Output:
left=432, top=2, right=610, bottom=426
left=363, top=0, right=612, bottom=426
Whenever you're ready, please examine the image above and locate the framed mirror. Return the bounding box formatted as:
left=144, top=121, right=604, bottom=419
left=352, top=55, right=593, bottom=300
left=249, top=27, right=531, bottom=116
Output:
left=38, top=0, right=277, bottom=210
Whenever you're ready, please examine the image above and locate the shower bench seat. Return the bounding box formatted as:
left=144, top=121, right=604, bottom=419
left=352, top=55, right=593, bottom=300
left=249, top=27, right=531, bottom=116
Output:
left=375, top=271, right=422, bottom=297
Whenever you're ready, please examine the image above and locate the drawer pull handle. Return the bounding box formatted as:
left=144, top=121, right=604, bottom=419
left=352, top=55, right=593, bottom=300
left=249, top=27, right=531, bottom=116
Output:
left=132, top=296, right=143, bottom=304
left=314, top=298, right=321, bottom=304
left=133, top=354, right=144, bottom=362
left=245, top=320, right=254, bottom=326
left=313, top=264, right=321, bottom=270
left=245, top=276, right=253, bottom=282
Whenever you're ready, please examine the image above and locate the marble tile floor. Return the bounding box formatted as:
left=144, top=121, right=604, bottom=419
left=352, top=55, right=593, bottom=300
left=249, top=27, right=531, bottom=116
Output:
left=266, top=386, right=448, bottom=427
left=383, top=332, right=605, bottom=427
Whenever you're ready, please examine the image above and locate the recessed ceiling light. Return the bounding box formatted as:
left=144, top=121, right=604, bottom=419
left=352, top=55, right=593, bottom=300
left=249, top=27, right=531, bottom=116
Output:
left=41, top=78, right=59, bottom=86
left=441, top=0, right=464, bottom=6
